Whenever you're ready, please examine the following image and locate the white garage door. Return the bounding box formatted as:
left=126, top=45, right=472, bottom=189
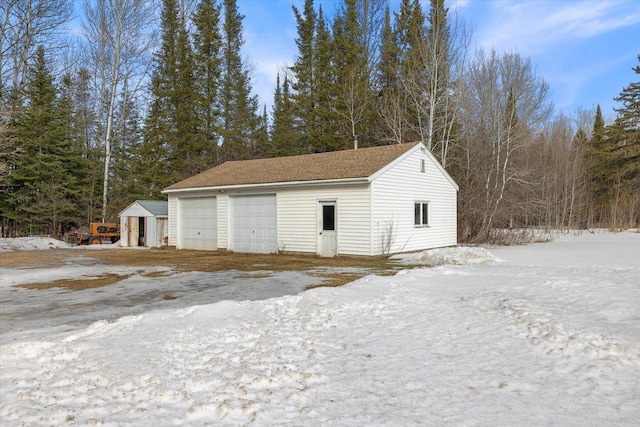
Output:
left=179, top=197, right=217, bottom=250
left=232, top=194, right=277, bottom=253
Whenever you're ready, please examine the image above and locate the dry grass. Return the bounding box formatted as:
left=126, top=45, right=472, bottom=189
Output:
left=306, top=273, right=365, bottom=289
left=17, top=273, right=128, bottom=290
left=3, top=247, right=397, bottom=291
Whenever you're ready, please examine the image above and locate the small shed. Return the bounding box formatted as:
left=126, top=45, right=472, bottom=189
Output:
left=119, top=200, right=168, bottom=248
left=163, top=142, right=458, bottom=256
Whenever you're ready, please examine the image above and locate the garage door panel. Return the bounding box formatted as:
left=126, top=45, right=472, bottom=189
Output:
left=232, top=195, right=277, bottom=254
left=179, top=197, right=217, bottom=250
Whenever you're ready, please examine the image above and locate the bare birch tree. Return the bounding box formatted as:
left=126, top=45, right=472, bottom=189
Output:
left=534, top=115, right=588, bottom=229
left=377, top=78, right=411, bottom=144
left=0, top=0, right=73, bottom=105
left=332, top=68, right=370, bottom=148
left=403, top=0, right=470, bottom=167
left=458, top=50, right=552, bottom=241
left=353, top=0, right=388, bottom=81
left=82, top=0, right=155, bottom=222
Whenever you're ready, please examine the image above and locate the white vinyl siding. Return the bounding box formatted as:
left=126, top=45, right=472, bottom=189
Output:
left=217, top=195, right=228, bottom=249
left=277, top=184, right=371, bottom=256
left=168, top=195, right=177, bottom=246
left=371, top=148, right=457, bottom=254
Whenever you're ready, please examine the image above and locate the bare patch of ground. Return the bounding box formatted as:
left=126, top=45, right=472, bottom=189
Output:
left=2, top=247, right=398, bottom=290
left=17, top=273, right=129, bottom=290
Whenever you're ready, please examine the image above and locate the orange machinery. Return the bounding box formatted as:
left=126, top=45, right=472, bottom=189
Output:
left=66, top=222, right=120, bottom=245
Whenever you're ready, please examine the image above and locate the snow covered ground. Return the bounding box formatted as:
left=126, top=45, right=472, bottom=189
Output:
left=1, top=231, right=639, bottom=426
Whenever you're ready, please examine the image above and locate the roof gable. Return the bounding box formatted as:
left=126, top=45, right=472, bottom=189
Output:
left=164, top=142, right=421, bottom=192
left=368, top=143, right=459, bottom=191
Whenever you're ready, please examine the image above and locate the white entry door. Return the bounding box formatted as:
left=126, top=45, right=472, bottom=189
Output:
left=179, top=197, right=217, bottom=250
left=232, top=194, right=277, bottom=253
left=318, top=201, right=337, bottom=257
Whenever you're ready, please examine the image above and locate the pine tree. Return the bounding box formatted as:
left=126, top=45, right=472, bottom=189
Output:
left=610, top=56, right=640, bottom=189
left=312, top=7, right=341, bottom=152
left=289, top=0, right=317, bottom=153
left=0, top=46, right=81, bottom=236
left=193, top=0, right=223, bottom=167
left=376, top=6, right=407, bottom=143
left=387, top=0, right=426, bottom=143
left=287, top=1, right=343, bottom=153
left=570, top=127, right=589, bottom=228
left=219, top=0, right=260, bottom=162
left=332, top=0, right=370, bottom=149
left=607, top=55, right=640, bottom=226
left=376, top=7, right=399, bottom=95
left=424, top=0, right=451, bottom=158
left=253, top=105, right=270, bottom=159
left=584, top=105, right=610, bottom=219
left=59, top=69, right=102, bottom=224
left=269, top=74, right=297, bottom=156
left=141, top=0, right=200, bottom=197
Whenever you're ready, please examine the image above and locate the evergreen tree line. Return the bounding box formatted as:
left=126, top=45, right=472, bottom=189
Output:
left=1, top=0, right=638, bottom=240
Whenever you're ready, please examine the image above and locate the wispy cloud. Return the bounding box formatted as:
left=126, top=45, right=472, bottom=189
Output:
left=543, top=2, right=640, bottom=38
left=464, top=0, right=640, bottom=115
left=476, top=0, right=640, bottom=55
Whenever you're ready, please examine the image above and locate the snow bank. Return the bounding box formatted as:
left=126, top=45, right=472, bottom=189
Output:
left=0, top=236, right=73, bottom=252
left=392, top=245, right=495, bottom=266
left=0, top=236, right=121, bottom=253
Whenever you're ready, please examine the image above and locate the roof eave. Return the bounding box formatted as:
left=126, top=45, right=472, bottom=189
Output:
left=162, top=177, right=371, bottom=194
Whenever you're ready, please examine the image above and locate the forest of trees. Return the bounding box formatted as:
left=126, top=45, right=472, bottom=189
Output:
left=1, top=0, right=638, bottom=241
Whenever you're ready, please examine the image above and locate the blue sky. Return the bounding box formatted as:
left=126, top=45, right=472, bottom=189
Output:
left=239, top=0, right=640, bottom=121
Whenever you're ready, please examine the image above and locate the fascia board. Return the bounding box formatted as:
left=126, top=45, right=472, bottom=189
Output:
left=161, top=177, right=370, bottom=195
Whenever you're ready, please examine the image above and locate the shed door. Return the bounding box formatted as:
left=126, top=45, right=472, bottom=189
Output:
left=156, top=218, right=167, bottom=247
left=179, top=197, right=217, bottom=250
left=231, top=194, right=277, bottom=253
left=128, top=217, right=139, bottom=247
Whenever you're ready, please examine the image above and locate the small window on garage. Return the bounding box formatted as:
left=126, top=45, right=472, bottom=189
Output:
left=414, top=201, right=429, bottom=227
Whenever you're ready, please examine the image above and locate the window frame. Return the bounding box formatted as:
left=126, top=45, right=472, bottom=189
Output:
left=414, top=201, right=430, bottom=227
left=322, top=203, right=336, bottom=231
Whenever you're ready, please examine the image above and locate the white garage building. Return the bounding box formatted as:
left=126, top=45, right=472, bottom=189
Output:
left=162, top=142, right=458, bottom=256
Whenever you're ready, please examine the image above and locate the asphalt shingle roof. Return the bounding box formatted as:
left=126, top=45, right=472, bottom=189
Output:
left=164, top=142, right=420, bottom=191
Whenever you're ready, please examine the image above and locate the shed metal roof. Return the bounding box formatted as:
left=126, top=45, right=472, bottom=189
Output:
left=164, top=142, right=420, bottom=192
left=136, top=200, right=168, bottom=216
